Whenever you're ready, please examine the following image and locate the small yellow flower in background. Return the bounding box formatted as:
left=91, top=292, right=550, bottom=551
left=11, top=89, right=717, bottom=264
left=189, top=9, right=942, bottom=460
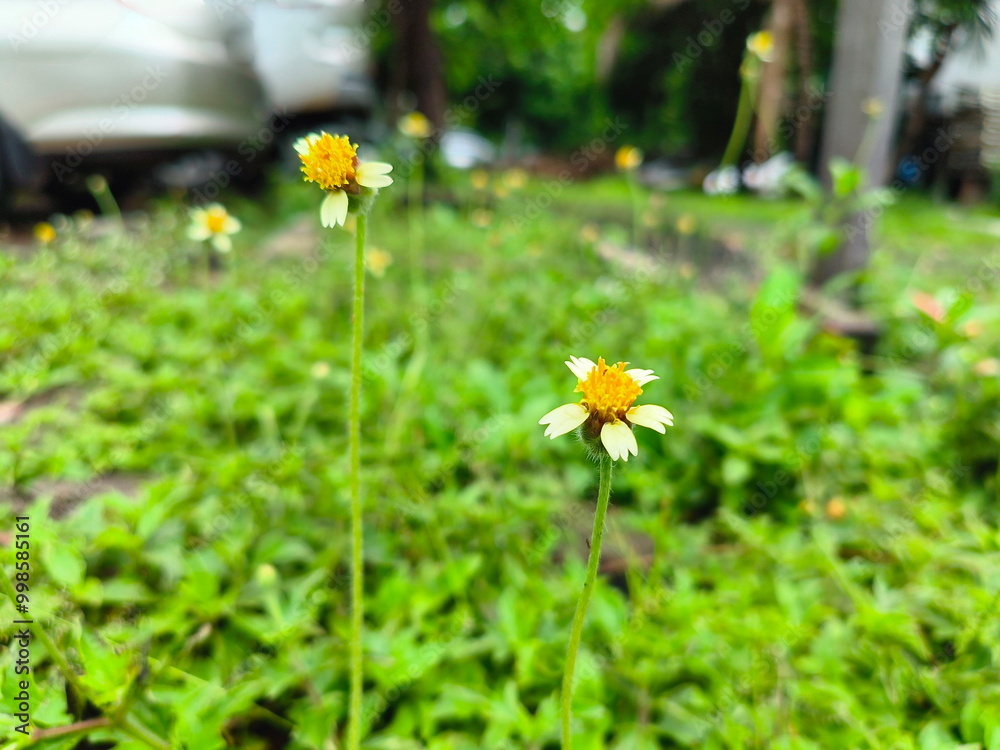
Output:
left=492, top=184, right=510, bottom=199
left=825, top=497, right=847, bottom=520
left=33, top=222, right=56, bottom=244
left=676, top=214, right=697, bottom=235
left=364, top=247, right=393, bottom=277
left=615, top=145, right=643, bottom=171
left=311, top=361, right=331, bottom=379
left=503, top=168, right=528, bottom=190
left=539, top=356, right=673, bottom=462
left=74, top=210, right=95, bottom=232
left=470, top=169, right=489, bottom=190
left=187, top=203, right=241, bottom=253
left=862, top=97, right=884, bottom=119
left=294, top=132, right=393, bottom=228
left=255, top=563, right=279, bottom=587
left=471, top=208, right=493, bottom=228
left=398, top=111, right=433, bottom=139
left=578, top=223, right=600, bottom=243
left=746, top=30, right=774, bottom=62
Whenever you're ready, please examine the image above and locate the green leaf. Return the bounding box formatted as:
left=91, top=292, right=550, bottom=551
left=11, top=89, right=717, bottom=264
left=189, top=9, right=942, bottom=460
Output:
left=722, top=455, right=752, bottom=486
left=829, top=157, right=862, bottom=197
left=41, top=544, right=86, bottom=588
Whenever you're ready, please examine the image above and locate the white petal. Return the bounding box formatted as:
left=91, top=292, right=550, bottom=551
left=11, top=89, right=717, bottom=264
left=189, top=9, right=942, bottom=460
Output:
left=600, top=420, right=638, bottom=462
left=187, top=226, right=210, bottom=241
left=627, top=404, right=674, bottom=433
left=223, top=216, right=242, bottom=234
left=356, top=162, right=394, bottom=189
left=212, top=234, right=232, bottom=253
left=626, top=368, right=659, bottom=386
left=565, top=356, right=597, bottom=380
left=293, top=136, right=314, bottom=155
left=360, top=161, right=393, bottom=175
left=321, top=191, right=349, bottom=228
left=538, top=403, right=588, bottom=438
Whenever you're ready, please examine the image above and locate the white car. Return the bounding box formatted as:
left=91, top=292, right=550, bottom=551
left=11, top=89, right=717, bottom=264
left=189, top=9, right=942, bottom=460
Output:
left=0, top=0, right=374, bottom=205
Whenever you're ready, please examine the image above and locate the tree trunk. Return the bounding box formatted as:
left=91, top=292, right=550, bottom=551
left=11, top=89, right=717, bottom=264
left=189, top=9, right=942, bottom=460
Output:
left=789, top=0, right=817, bottom=163
left=390, top=0, right=447, bottom=130
left=811, top=0, right=913, bottom=287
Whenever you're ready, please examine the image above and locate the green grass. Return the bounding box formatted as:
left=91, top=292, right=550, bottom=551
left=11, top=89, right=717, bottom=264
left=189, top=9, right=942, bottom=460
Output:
left=0, top=173, right=999, bottom=749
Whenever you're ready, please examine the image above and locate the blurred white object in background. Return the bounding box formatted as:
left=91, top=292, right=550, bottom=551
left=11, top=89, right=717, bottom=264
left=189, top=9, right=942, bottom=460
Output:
left=0, top=0, right=261, bottom=155
left=250, top=0, right=374, bottom=116
left=743, top=152, right=795, bottom=196
left=702, top=165, right=741, bottom=195
left=440, top=128, right=497, bottom=169
left=0, top=0, right=375, bottom=202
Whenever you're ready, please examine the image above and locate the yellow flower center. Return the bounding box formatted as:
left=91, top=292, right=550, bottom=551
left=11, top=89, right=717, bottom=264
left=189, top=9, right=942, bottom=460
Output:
left=575, top=358, right=642, bottom=422
left=299, top=133, right=358, bottom=191
left=205, top=208, right=228, bottom=234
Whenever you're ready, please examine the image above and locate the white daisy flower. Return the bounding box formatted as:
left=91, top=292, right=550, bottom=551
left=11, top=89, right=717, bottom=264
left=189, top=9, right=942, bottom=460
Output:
left=187, top=203, right=241, bottom=253
left=539, top=356, right=673, bottom=462
left=294, top=132, right=393, bottom=228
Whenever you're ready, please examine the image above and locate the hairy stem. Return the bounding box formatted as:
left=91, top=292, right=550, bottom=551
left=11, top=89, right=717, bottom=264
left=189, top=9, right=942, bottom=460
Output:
left=561, top=452, right=613, bottom=748
left=346, top=211, right=368, bottom=750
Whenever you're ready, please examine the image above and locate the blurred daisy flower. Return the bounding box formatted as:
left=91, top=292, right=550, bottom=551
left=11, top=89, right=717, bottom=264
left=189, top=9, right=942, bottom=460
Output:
left=294, top=132, right=393, bottom=228
left=862, top=97, right=884, bottom=119
left=539, top=356, right=673, bottom=462
left=471, top=209, right=493, bottom=227
left=364, top=247, right=393, bottom=277
left=746, top=30, right=774, bottom=62
left=188, top=203, right=241, bottom=252
left=825, top=497, right=847, bottom=520
left=398, top=111, right=433, bottom=139
left=503, top=168, right=528, bottom=190
left=615, top=145, right=643, bottom=171
left=578, top=222, right=600, bottom=243
left=470, top=169, right=489, bottom=190
left=33, top=222, right=56, bottom=244
left=676, top=214, right=697, bottom=235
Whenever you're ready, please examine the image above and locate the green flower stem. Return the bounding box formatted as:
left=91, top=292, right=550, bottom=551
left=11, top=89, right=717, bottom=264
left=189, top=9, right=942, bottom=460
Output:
left=721, top=58, right=758, bottom=169
left=627, top=174, right=643, bottom=250
left=384, top=159, right=428, bottom=456
left=561, top=451, right=614, bottom=748
left=346, top=211, right=367, bottom=750
left=408, top=157, right=426, bottom=298
left=0, top=567, right=169, bottom=750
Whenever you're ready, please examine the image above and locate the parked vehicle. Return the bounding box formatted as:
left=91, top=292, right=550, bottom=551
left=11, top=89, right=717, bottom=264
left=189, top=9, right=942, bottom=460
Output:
left=0, top=0, right=374, bottom=210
